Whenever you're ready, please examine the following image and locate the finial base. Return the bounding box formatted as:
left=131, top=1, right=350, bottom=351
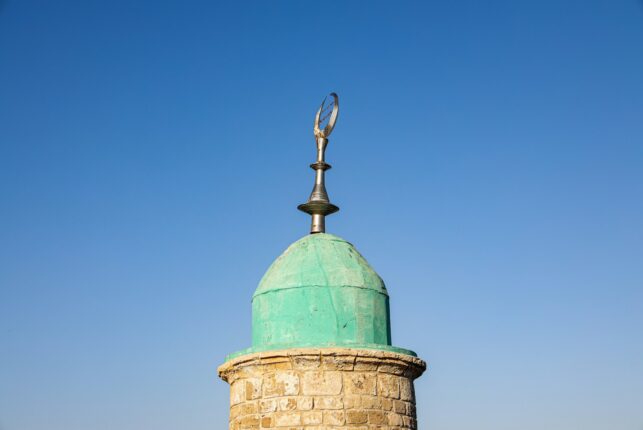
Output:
left=297, top=202, right=339, bottom=234
left=297, top=201, right=340, bottom=216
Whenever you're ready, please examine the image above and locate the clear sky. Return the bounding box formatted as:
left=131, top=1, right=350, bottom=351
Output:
left=1, top=1, right=642, bottom=429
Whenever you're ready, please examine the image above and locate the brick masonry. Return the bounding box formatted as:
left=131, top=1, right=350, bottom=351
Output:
left=218, top=348, right=426, bottom=430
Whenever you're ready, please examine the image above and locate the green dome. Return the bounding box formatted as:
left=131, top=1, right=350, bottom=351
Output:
left=226, top=233, right=416, bottom=359
left=254, top=233, right=387, bottom=297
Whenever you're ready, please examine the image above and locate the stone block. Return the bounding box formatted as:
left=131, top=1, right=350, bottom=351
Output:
left=321, top=355, right=355, bottom=370
left=259, top=356, right=292, bottom=371
left=278, top=397, right=297, bottom=411
left=399, top=377, right=414, bottom=401
left=343, top=394, right=361, bottom=409
left=354, top=358, right=380, bottom=371
left=262, top=372, right=300, bottom=398
left=238, top=414, right=259, bottom=429
left=259, top=399, right=277, bottom=413
left=360, top=395, right=381, bottom=409
left=301, top=371, right=342, bottom=395
left=292, top=355, right=321, bottom=370
left=344, top=372, right=377, bottom=395
left=378, top=361, right=405, bottom=375
left=230, top=404, right=242, bottom=420
left=377, top=374, right=400, bottom=399
left=240, top=402, right=258, bottom=416
left=245, top=378, right=262, bottom=400
left=393, top=400, right=406, bottom=414
left=388, top=411, right=404, bottom=426
left=368, top=410, right=387, bottom=425
left=403, top=415, right=416, bottom=428
left=260, top=415, right=273, bottom=428
left=314, top=396, right=343, bottom=409
left=296, top=396, right=314, bottom=410
left=273, top=411, right=301, bottom=427
left=230, top=363, right=261, bottom=381
left=301, top=411, right=323, bottom=425
left=346, top=410, right=368, bottom=424
left=323, top=410, right=345, bottom=426
left=230, top=380, right=245, bottom=405
left=381, top=397, right=393, bottom=411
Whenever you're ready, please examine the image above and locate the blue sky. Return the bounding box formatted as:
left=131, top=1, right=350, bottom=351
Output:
left=1, top=1, right=642, bottom=429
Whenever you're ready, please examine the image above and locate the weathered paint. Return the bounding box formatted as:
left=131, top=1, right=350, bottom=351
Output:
left=225, top=234, right=417, bottom=361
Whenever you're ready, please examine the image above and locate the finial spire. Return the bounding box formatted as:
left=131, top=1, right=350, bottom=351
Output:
left=298, top=93, right=340, bottom=234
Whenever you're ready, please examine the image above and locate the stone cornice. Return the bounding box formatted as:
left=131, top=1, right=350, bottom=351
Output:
left=218, top=347, right=427, bottom=384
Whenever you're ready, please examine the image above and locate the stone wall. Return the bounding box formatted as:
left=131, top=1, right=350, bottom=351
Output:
left=218, top=348, right=426, bottom=430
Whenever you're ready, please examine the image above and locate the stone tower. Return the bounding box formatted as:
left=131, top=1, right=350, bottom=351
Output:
left=218, top=95, right=426, bottom=430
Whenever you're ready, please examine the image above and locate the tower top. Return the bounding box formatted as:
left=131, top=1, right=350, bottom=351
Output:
left=297, top=93, right=340, bottom=234
left=224, top=232, right=418, bottom=361
left=222, top=95, right=421, bottom=362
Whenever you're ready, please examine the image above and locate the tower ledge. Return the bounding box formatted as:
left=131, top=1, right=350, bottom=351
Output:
left=218, top=347, right=426, bottom=430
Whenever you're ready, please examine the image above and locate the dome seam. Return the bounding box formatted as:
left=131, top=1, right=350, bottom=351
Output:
left=252, top=283, right=390, bottom=298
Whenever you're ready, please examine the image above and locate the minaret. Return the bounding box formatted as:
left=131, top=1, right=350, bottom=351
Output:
left=218, top=94, right=426, bottom=430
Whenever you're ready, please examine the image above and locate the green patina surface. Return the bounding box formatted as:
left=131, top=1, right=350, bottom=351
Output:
left=226, top=233, right=417, bottom=361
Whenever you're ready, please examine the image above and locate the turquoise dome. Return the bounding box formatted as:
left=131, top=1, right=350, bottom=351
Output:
left=225, top=233, right=416, bottom=360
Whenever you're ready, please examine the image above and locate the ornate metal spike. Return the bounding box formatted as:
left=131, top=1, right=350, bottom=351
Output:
left=297, top=93, right=340, bottom=234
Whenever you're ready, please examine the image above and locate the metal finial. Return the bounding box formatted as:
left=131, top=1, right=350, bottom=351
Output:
left=297, top=93, right=340, bottom=234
